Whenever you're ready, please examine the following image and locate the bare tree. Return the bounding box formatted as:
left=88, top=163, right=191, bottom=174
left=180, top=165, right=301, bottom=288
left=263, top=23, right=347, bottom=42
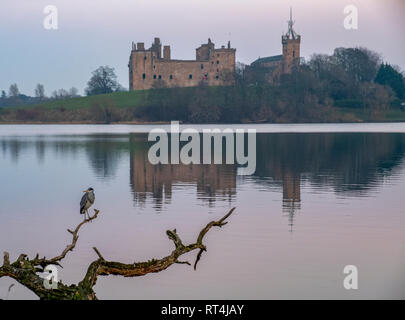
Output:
left=0, top=207, right=235, bottom=300
left=8, top=84, right=19, bottom=98
left=68, top=87, right=80, bottom=98
left=34, top=84, right=45, bottom=100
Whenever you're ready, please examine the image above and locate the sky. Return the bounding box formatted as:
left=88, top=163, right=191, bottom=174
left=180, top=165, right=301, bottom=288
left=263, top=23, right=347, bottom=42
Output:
left=0, top=0, right=404, bottom=96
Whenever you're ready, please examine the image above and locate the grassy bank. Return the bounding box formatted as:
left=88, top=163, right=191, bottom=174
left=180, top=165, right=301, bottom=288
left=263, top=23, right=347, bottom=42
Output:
left=1, top=87, right=404, bottom=124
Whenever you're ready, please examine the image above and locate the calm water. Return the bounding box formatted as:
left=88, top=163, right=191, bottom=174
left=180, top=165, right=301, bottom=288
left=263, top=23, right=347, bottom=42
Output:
left=1, top=124, right=405, bottom=299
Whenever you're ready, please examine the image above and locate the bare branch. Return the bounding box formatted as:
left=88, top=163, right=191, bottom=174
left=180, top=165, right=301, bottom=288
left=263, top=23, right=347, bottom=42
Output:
left=175, top=260, right=191, bottom=266
left=36, top=209, right=100, bottom=267
left=80, top=207, right=236, bottom=290
left=93, top=247, right=105, bottom=261
left=0, top=207, right=235, bottom=300
left=3, top=252, right=10, bottom=267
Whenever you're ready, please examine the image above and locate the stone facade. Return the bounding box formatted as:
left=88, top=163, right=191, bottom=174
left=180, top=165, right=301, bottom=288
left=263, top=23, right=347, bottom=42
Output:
left=128, top=38, right=236, bottom=91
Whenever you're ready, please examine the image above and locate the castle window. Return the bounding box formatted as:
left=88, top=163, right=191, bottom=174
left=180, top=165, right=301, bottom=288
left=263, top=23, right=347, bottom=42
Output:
left=215, top=75, right=219, bottom=79
left=158, top=75, right=162, bottom=79
left=144, top=56, right=147, bottom=60
left=201, top=64, right=204, bottom=69
left=293, top=51, right=295, bottom=58
left=153, top=65, right=156, bottom=69
left=189, top=74, right=192, bottom=79
left=169, top=75, right=173, bottom=80
left=142, top=73, right=146, bottom=79
left=153, top=75, right=157, bottom=79
left=216, top=60, right=219, bottom=64
left=217, top=69, right=219, bottom=72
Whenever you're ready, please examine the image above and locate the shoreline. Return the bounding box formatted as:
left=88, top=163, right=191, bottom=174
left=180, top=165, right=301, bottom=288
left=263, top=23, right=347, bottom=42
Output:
left=2, top=119, right=405, bottom=125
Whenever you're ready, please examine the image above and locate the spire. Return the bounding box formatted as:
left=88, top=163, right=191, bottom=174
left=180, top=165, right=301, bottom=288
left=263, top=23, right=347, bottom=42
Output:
left=285, top=7, right=298, bottom=40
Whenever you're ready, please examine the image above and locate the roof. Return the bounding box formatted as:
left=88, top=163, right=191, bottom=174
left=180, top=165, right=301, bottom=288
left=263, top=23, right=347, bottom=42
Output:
left=251, top=55, right=283, bottom=66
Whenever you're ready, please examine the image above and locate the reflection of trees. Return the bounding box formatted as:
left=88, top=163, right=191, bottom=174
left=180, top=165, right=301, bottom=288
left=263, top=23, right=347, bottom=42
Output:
left=2, top=139, right=23, bottom=163
left=0, top=136, right=128, bottom=179
left=84, top=137, right=127, bottom=179
left=2, top=132, right=405, bottom=224
left=255, top=133, right=405, bottom=230
left=35, top=140, right=45, bottom=163
left=129, top=134, right=236, bottom=209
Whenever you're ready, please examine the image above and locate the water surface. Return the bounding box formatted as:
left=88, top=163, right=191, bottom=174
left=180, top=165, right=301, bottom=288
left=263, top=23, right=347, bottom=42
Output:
left=1, top=124, right=405, bottom=299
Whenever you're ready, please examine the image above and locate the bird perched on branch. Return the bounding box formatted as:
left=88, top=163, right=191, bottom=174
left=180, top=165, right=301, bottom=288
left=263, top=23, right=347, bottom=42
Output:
left=80, top=187, right=95, bottom=220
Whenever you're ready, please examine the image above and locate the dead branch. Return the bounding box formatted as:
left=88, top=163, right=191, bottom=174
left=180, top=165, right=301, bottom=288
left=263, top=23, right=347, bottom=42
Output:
left=0, top=207, right=235, bottom=300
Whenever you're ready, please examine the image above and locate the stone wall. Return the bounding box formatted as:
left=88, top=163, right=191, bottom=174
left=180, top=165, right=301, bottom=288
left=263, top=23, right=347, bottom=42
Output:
left=129, top=39, right=235, bottom=90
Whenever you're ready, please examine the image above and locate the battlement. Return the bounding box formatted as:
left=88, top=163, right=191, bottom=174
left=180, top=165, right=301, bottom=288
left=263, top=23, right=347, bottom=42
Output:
left=128, top=38, right=236, bottom=90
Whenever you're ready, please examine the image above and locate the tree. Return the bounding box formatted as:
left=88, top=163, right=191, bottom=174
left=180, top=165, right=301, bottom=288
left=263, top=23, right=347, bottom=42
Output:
left=85, top=66, right=121, bottom=96
left=1, top=90, right=6, bottom=99
left=0, top=208, right=235, bottom=300
left=68, top=87, right=80, bottom=98
left=375, top=63, right=405, bottom=99
left=34, top=84, right=46, bottom=99
left=333, top=47, right=381, bottom=83
left=51, top=89, right=69, bottom=99
left=8, top=83, right=20, bottom=98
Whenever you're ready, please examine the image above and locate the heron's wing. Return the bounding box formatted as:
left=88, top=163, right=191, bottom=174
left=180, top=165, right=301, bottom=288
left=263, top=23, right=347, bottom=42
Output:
left=80, top=193, right=88, bottom=211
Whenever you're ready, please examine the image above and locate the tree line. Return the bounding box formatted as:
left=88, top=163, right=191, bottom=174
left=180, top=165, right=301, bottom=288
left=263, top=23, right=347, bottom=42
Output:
left=0, top=66, right=125, bottom=108
left=134, top=46, right=405, bottom=123
left=1, top=46, right=404, bottom=123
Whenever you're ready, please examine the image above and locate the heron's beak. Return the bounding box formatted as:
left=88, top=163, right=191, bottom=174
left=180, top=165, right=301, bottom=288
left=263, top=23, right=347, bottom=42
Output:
left=83, top=190, right=88, bottom=192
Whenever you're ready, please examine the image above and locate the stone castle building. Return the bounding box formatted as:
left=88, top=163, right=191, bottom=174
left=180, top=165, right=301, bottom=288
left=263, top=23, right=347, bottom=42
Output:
left=128, top=10, right=300, bottom=90
left=128, top=38, right=236, bottom=90
left=248, top=9, right=301, bottom=81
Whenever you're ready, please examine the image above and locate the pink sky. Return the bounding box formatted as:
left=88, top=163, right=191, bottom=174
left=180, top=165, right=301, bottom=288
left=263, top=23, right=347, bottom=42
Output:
left=0, top=0, right=404, bottom=94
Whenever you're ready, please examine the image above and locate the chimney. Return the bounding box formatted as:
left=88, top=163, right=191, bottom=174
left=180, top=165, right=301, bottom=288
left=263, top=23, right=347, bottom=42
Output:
left=137, top=42, right=145, bottom=51
left=163, top=45, right=171, bottom=60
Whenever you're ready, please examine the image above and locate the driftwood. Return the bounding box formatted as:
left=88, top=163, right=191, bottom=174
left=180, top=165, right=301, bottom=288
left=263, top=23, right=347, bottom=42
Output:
left=0, top=208, right=235, bottom=300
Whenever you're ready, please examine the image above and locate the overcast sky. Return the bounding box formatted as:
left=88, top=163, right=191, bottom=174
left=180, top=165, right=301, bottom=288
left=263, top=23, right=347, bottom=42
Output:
left=0, top=0, right=404, bottom=95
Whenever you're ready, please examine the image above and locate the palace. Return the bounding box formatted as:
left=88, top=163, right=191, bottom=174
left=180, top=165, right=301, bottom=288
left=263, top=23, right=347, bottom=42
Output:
left=128, top=38, right=236, bottom=90
left=128, top=10, right=301, bottom=90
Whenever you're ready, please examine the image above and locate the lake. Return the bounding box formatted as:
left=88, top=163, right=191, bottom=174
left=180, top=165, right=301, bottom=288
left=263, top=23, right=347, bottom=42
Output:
left=1, top=123, right=405, bottom=299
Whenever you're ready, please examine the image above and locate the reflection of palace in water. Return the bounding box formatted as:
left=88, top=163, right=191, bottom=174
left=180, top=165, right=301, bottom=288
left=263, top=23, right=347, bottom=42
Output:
left=129, top=143, right=236, bottom=207
left=4, top=132, right=405, bottom=230
left=127, top=135, right=303, bottom=228
left=273, top=167, right=302, bottom=232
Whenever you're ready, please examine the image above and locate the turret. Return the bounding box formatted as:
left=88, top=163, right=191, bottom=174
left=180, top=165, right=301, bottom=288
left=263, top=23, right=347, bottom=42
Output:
left=281, top=8, right=301, bottom=73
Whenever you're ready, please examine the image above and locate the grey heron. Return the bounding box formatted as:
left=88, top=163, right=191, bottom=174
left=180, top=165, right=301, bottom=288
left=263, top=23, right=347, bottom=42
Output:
left=80, top=187, right=95, bottom=220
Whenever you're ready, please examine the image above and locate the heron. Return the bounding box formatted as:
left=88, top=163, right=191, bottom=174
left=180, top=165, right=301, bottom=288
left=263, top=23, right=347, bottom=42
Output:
left=80, top=187, right=95, bottom=220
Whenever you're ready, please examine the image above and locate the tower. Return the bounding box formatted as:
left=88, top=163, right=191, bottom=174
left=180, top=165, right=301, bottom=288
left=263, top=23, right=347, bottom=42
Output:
left=282, top=8, right=301, bottom=73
